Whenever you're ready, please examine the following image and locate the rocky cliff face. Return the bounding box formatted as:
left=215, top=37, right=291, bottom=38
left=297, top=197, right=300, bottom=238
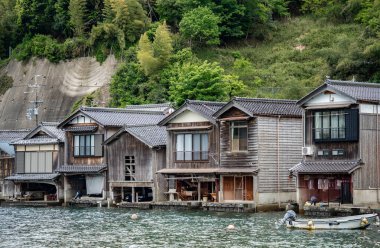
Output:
left=0, top=56, right=117, bottom=129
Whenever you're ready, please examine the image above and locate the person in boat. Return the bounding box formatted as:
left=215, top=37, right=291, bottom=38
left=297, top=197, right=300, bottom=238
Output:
left=310, top=195, right=317, bottom=206
left=280, top=210, right=297, bottom=225
left=74, top=190, right=82, bottom=200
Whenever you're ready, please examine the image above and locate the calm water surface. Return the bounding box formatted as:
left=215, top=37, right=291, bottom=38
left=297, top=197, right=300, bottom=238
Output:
left=0, top=207, right=379, bottom=247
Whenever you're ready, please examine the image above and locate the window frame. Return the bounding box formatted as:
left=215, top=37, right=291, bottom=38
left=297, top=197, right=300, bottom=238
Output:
left=73, top=134, right=95, bottom=157
left=313, top=109, right=346, bottom=142
left=125, top=156, right=136, bottom=181
left=230, top=121, right=248, bottom=152
left=175, top=132, right=209, bottom=162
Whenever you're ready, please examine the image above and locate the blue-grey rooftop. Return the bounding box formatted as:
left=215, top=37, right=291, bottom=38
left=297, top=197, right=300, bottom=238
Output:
left=326, top=79, right=380, bottom=102
left=62, top=106, right=167, bottom=127
left=12, top=122, right=65, bottom=145
left=213, top=97, right=302, bottom=118
left=0, top=130, right=30, bottom=143
left=104, top=124, right=167, bottom=148
left=56, top=165, right=107, bottom=173
left=5, top=173, right=60, bottom=181
left=289, top=160, right=361, bottom=174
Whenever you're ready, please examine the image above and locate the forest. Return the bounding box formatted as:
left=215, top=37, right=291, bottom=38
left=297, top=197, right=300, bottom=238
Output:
left=0, top=0, right=379, bottom=107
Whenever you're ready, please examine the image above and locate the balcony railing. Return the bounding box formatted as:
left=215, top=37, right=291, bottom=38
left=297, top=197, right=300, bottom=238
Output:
left=174, top=151, right=209, bottom=161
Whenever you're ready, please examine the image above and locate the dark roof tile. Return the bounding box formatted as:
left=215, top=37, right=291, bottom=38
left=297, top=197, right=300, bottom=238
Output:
left=289, top=160, right=362, bottom=174
left=326, top=79, right=380, bottom=102
left=5, top=173, right=60, bottom=181
left=56, top=165, right=107, bottom=173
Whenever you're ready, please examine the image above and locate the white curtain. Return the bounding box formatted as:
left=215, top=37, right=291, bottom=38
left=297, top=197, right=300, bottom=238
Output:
left=86, top=175, right=104, bottom=195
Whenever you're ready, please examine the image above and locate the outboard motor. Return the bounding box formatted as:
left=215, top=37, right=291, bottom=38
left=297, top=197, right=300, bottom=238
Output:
left=279, top=210, right=297, bottom=226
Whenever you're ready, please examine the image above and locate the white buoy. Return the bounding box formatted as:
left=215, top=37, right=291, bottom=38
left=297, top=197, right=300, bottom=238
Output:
left=227, top=224, right=235, bottom=230
left=131, top=213, right=138, bottom=220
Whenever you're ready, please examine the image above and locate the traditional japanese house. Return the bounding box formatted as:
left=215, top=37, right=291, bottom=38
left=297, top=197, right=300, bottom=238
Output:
left=158, top=100, right=226, bottom=202
left=213, top=97, right=302, bottom=208
left=290, top=79, right=380, bottom=206
left=104, top=124, right=166, bottom=203
left=0, top=130, right=29, bottom=198
left=5, top=123, right=64, bottom=202
left=56, top=105, right=171, bottom=203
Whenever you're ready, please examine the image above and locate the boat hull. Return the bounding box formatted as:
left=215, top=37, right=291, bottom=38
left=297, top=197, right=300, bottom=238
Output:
left=286, top=213, right=377, bottom=230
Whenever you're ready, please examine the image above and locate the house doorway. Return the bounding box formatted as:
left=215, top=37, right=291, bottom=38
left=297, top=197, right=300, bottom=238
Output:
left=222, top=175, right=253, bottom=201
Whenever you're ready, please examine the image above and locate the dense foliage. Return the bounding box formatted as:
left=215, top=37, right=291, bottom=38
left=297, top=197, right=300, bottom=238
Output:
left=0, top=0, right=379, bottom=106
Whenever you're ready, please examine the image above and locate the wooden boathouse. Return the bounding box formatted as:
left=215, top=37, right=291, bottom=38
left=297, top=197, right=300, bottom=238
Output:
left=290, top=79, right=380, bottom=209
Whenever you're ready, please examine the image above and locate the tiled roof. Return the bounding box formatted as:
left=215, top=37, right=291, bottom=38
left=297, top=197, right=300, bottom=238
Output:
left=5, top=173, right=60, bottom=181
left=55, top=165, right=107, bottom=173
left=0, top=130, right=30, bottom=143
left=325, top=79, right=380, bottom=102
left=157, top=168, right=259, bottom=174
left=125, top=103, right=173, bottom=113
left=289, top=160, right=362, bottom=174
left=60, top=106, right=166, bottom=128
left=12, top=138, right=60, bottom=145
left=104, top=125, right=166, bottom=148
left=231, top=97, right=302, bottom=117
left=64, top=125, right=98, bottom=132
left=159, top=100, right=226, bottom=125
left=12, top=122, right=65, bottom=145
left=126, top=125, right=166, bottom=147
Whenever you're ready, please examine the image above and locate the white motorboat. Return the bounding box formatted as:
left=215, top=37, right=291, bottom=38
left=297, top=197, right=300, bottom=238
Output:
left=281, top=211, right=378, bottom=230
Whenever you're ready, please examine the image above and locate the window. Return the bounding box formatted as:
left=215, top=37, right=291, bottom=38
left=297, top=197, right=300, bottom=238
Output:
left=175, top=133, right=209, bottom=161
left=231, top=121, right=248, bottom=151
left=332, top=149, right=345, bottom=156
left=24, top=152, right=53, bottom=173
left=74, top=135, right=95, bottom=156
left=317, top=150, right=330, bottom=156
left=314, top=110, right=345, bottom=141
left=125, top=156, right=135, bottom=181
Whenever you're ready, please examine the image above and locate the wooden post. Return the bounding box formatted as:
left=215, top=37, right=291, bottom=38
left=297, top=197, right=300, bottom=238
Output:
left=132, top=187, right=135, bottom=203
left=198, top=181, right=201, bottom=201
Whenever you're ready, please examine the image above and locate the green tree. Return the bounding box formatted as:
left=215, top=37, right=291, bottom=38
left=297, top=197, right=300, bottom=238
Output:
left=109, top=61, right=149, bottom=106
left=137, top=22, right=173, bottom=75
left=15, top=0, right=57, bottom=35
left=69, top=0, right=86, bottom=37
left=53, top=0, right=71, bottom=38
left=0, top=0, right=19, bottom=58
left=179, top=7, right=220, bottom=46
left=168, top=60, right=229, bottom=106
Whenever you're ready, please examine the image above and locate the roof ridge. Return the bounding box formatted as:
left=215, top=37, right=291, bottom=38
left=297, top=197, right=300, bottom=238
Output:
left=233, top=97, right=298, bottom=103
left=186, top=99, right=226, bottom=105
left=125, top=103, right=172, bottom=108
left=80, top=106, right=165, bottom=115
left=326, top=79, right=380, bottom=88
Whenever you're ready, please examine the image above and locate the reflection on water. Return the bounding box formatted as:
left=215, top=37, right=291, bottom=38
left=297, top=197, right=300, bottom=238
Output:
left=0, top=207, right=379, bottom=247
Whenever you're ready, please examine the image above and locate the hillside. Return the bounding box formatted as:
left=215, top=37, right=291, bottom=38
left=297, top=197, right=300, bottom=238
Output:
left=194, top=17, right=376, bottom=100
left=0, top=56, right=117, bottom=129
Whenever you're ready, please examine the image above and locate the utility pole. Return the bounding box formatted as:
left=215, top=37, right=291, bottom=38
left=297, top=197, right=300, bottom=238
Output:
left=24, top=74, right=45, bottom=125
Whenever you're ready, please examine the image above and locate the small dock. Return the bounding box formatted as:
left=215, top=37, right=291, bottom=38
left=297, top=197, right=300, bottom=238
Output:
left=1, top=200, right=62, bottom=207
left=117, top=201, right=256, bottom=212
left=303, top=204, right=380, bottom=217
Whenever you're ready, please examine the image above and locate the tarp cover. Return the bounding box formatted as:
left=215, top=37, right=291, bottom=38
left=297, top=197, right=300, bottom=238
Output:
left=86, top=175, right=104, bottom=194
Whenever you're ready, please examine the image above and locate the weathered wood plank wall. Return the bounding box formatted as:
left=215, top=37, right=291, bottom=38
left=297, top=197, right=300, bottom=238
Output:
left=354, top=113, right=380, bottom=189
left=257, top=116, right=302, bottom=193
left=166, top=121, right=219, bottom=169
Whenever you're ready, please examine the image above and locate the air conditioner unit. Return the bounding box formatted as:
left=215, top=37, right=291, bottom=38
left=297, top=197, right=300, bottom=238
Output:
left=302, top=147, right=313, bottom=156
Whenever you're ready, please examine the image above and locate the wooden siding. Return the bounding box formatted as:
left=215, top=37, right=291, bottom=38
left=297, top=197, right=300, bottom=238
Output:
left=0, top=157, right=14, bottom=179
left=66, top=124, right=105, bottom=165
left=354, top=113, right=380, bottom=189
left=257, top=116, right=302, bottom=193
left=107, top=132, right=165, bottom=182
left=166, top=121, right=219, bottom=169
left=219, top=119, right=258, bottom=168
left=304, top=109, right=359, bottom=161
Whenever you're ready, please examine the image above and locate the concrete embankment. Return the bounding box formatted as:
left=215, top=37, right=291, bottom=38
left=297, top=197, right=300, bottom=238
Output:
left=0, top=56, right=117, bottom=129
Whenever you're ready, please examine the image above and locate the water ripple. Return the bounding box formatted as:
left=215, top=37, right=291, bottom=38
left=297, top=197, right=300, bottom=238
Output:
left=0, top=207, right=379, bottom=248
